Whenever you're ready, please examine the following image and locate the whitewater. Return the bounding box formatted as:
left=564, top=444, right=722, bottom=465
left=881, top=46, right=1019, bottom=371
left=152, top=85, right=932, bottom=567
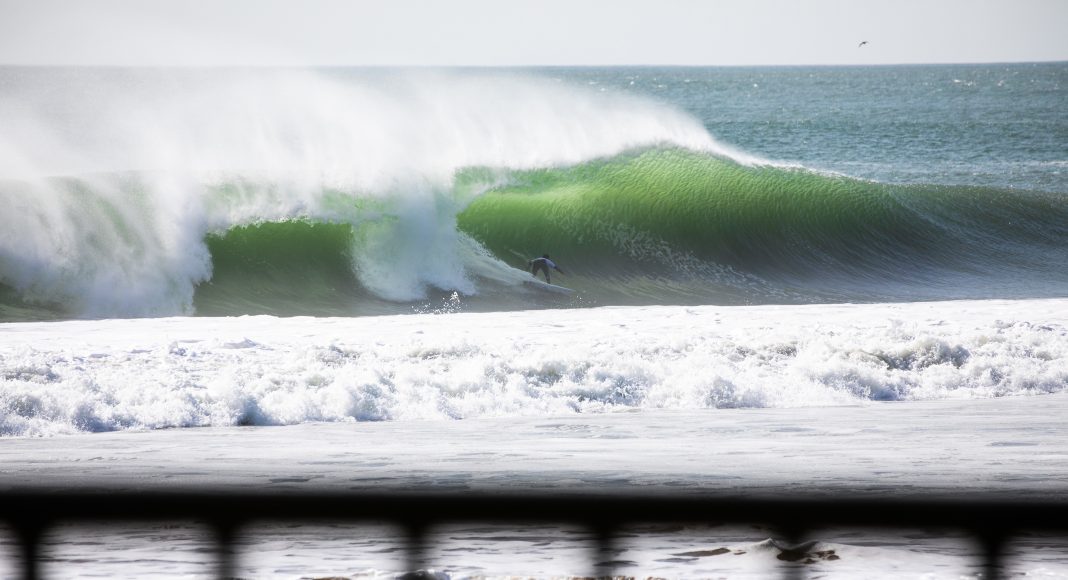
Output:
left=0, top=68, right=744, bottom=319
left=2, top=64, right=1068, bottom=578
left=3, top=299, right=1067, bottom=437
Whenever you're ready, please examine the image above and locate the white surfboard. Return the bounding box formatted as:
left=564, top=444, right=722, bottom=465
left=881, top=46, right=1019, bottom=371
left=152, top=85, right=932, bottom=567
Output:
left=523, top=279, right=574, bottom=295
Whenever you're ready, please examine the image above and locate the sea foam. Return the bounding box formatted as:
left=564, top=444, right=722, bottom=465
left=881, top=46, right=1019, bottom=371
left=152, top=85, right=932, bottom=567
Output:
left=2, top=300, right=1066, bottom=437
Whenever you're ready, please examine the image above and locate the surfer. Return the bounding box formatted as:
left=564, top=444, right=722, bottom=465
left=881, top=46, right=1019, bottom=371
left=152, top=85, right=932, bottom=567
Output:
left=529, top=254, right=564, bottom=284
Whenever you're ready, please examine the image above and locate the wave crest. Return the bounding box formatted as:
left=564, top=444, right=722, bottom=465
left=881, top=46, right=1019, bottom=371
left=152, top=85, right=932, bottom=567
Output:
left=0, top=69, right=735, bottom=319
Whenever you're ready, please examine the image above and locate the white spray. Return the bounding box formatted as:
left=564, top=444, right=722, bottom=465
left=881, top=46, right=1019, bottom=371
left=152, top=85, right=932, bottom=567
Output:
left=0, top=68, right=738, bottom=316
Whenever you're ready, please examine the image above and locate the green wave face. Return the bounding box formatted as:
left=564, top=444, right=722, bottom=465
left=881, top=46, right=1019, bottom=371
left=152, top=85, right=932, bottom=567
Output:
left=195, top=221, right=362, bottom=317
left=5, top=147, right=1068, bottom=321
left=6, top=66, right=1067, bottom=321
left=458, top=148, right=1068, bottom=303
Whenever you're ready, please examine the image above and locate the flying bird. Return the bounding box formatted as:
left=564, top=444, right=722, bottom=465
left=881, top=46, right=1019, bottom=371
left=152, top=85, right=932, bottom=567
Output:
left=858, top=41, right=869, bottom=48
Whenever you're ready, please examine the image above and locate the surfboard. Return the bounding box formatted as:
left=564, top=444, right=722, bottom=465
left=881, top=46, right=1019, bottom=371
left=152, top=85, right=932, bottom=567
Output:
left=523, top=279, right=574, bottom=295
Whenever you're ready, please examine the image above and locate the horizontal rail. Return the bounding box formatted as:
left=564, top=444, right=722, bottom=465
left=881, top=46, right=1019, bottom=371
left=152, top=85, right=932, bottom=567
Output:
left=4, top=491, right=1067, bottom=580
left=6, top=491, right=1068, bottom=528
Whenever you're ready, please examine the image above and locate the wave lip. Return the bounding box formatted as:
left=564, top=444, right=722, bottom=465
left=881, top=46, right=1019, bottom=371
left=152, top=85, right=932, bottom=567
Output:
left=459, top=146, right=1068, bottom=305
left=5, top=144, right=1068, bottom=320
left=3, top=69, right=1068, bottom=321
left=0, top=68, right=743, bottom=320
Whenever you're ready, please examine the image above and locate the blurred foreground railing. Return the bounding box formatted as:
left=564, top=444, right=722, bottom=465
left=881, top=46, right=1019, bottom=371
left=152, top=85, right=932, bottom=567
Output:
left=3, top=491, right=1067, bottom=580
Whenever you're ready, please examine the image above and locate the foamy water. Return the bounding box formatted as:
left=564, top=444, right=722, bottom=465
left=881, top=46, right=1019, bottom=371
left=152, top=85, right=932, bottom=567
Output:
left=2, top=371, right=1067, bottom=578
left=3, top=300, right=1066, bottom=437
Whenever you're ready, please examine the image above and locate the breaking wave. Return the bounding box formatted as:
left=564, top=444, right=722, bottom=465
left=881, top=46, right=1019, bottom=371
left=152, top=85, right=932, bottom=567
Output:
left=2, top=68, right=1068, bottom=321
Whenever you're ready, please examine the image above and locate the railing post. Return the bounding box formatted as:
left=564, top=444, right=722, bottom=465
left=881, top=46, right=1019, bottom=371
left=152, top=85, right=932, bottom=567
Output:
left=14, top=521, right=43, bottom=580
left=592, top=522, right=616, bottom=579
left=214, top=521, right=237, bottom=580
left=778, top=526, right=806, bottom=580
left=978, top=531, right=1005, bottom=580
left=404, top=521, right=428, bottom=577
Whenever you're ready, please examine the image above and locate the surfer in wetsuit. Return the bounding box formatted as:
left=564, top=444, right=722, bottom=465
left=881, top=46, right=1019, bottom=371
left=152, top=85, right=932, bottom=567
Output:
left=529, top=254, right=564, bottom=284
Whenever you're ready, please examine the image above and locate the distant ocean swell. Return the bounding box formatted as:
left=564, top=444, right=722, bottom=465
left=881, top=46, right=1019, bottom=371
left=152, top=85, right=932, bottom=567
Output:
left=2, top=70, right=1068, bottom=321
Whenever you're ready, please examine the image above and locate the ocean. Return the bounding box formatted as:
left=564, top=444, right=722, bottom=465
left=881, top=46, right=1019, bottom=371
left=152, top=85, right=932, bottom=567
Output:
left=1, top=64, right=1067, bottom=578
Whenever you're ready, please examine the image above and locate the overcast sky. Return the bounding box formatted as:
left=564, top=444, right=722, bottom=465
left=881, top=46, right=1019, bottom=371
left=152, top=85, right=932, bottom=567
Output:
left=2, top=0, right=1066, bottom=66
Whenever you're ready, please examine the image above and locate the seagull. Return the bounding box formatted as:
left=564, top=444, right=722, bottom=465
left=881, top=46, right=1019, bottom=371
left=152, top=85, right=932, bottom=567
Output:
left=858, top=41, right=869, bottom=48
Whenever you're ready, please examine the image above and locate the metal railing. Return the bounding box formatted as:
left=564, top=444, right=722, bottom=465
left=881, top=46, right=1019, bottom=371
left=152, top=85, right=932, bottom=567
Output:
left=3, top=491, right=1067, bottom=580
